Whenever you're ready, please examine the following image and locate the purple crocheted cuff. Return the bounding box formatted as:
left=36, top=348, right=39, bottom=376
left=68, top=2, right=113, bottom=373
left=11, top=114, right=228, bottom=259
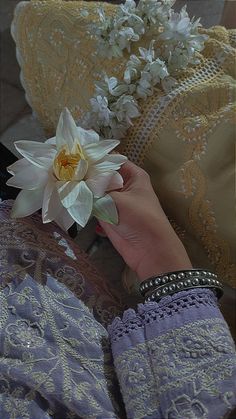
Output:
left=108, top=288, right=223, bottom=358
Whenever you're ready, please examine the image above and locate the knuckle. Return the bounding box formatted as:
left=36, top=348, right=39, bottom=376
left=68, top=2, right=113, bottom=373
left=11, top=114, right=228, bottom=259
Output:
left=139, top=167, right=150, bottom=181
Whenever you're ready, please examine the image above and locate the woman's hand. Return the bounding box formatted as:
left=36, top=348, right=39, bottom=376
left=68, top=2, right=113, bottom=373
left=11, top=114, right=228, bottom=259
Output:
left=99, top=161, right=192, bottom=282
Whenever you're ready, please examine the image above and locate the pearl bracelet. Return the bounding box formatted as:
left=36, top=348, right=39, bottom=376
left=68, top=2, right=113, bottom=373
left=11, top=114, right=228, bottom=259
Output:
left=139, top=269, right=224, bottom=302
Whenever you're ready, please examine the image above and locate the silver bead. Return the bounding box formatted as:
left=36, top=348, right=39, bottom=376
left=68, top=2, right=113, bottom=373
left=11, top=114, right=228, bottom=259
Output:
left=178, top=273, right=185, bottom=279
left=162, top=276, right=169, bottom=284
left=169, top=284, right=176, bottom=292
left=201, top=278, right=207, bottom=284
left=145, top=283, right=149, bottom=289
left=151, top=294, right=155, bottom=300
left=207, top=278, right=212, bottom=284
left=177, top=282, right=184, bottom=289
left=202, top=271, right=207, bottom=276
left=170, top=274, right=177, bottom=281
left=192, top=278, right=199, bottom=286
left=188, top=271, right=193, bottom=276
left=162, top=287, right=169, bottom=294
left=216, top=281, right=220, bottom=286
left=184, top=280, right=191, bottom=286
left=149, top=280, right=153, bottom=287
left=212, top=279, right=216, bottom=285
left=195, top=271, right=200, bottom=276
left=156, top=291, right=161, bottom=297
left=155, top=278, right=161, bottom=285
left=147, top=297, right=151, bottom=302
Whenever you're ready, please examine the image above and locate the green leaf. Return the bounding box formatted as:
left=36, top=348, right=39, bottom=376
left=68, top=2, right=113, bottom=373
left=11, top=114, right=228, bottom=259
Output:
left=92, top=195, right=118, bottom=225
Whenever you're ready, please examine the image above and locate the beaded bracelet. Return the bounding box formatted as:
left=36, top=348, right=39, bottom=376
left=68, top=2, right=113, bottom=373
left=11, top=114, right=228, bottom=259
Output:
left=139, top=269, right=224, bottom=302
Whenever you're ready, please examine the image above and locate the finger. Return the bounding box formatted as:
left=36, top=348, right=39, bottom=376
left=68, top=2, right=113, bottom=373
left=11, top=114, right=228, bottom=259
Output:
left=118, top=160, right=145, bottom=185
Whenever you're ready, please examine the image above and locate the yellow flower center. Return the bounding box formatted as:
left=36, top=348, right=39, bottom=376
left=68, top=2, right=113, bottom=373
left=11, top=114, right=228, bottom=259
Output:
left=53, top=144, right=85, bottom=181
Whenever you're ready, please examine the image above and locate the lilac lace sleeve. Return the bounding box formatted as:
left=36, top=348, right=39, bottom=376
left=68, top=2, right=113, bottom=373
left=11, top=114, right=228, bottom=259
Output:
left=108, top=288, right=236, bottom=419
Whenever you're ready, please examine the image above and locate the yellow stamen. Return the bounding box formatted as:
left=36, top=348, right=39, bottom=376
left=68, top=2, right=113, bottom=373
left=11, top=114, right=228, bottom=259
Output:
left=53, top=144, right=85, bottom=181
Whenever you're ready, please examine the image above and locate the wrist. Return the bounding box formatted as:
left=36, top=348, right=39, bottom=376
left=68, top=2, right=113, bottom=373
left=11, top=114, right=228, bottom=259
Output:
left=135, top=225, right=192, bottom=282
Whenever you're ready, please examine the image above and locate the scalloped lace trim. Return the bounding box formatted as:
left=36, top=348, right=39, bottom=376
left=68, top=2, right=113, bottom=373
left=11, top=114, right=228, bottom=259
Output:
left=108, top=289, right=217, bottom=341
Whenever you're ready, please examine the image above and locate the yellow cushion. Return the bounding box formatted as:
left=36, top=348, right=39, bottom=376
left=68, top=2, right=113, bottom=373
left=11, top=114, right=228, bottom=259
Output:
left=12, top=0, right=236, bottom=287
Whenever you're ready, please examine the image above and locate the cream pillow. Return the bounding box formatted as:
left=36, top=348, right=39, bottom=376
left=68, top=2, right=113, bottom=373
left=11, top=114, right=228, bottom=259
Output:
left=12, top=1, right=236, bottom=287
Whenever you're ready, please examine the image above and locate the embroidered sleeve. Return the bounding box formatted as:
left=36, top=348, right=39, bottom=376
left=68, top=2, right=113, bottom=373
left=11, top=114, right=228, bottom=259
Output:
left=108, top=289, right=236, bottom=419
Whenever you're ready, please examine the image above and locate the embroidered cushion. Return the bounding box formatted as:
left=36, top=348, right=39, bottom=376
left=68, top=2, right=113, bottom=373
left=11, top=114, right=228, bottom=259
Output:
left=12, top=1, right=236, bottom=287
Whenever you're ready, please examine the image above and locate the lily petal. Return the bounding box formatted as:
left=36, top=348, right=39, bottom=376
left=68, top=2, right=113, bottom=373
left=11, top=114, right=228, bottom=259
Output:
left=54, top=207, right=75, bottom=231
left=91, top=157, right=127, bottom=172
left=104, top=154, right=128, bottom=165
left=77, top=127, right=100, bottom=146
left=15, top=140, right=56, bottom=169
left=42, top=180, right=61, bottom=223
left=87, top=154, right=127, bottom=177
left=83, top=140, right=120, bottom=162
left=7, top=164, right=48, bottom=190
left=86, top=172, right=115, bottom=198
left=92, top=194, right=118, bottom=225
left=68, top=181, right=93, bottom=227
left=45, top=136, right=57, bottom=147
left=11, top=188, right=44, bottom=218
left=56, top=108, right=78, bottom=151
left=57, top=181, right=84, bottom=209
left=7, top=158, right=31, bottom=175
left=73, top=159, right=88, bottom=181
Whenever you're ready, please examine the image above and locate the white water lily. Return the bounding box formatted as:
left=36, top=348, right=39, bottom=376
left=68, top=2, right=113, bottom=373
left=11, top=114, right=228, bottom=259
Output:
left=7, top=108, right=127, bottom=230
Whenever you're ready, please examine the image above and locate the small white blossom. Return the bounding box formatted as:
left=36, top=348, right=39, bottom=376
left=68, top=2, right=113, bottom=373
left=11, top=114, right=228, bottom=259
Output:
left=124, top=54, right=142, bottom=84
left=95, top=76, right=128, bottom=98
left=109, top=119, right=128, bottom=140
left=111, top=94, right=140, bottom=125
left=136, top=71, right=153, bottom=99
left=139, top=42, right=155, bottom=63
left=159, top=6, right=208, bottom=70
left=118, top=0, right=145, bottom=36
left=90, top=96, right=113, bottom=127
left=144, top=58, right=169, bottom=84
left=161, top=76, right=178, bottom=93
left=119, top=0, right=137, bottom=15
left=160, top=8, right=192, bottom=42
left=137, top=0, right=174, bottom=26
left=109, top=26, right=139, bottom=53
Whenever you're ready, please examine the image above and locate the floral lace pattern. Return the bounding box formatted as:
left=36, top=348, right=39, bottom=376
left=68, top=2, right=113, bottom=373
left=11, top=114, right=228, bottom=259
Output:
left=0, top=200, right=125, bottom=325
left=0, top=276, right=125, bottom=418
left=113, top=316, right=236, bottom=418
left=0, top=200, right=126, bottom=418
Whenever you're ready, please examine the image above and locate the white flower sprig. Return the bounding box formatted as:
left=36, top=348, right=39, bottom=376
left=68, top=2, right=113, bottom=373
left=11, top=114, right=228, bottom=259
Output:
left=91, top=0, right=205, bottom=61
left=86, top=0, right=208, bottom=139
left=91, top=1, right=145, bottom=59
left=86, top=41, right=174, bottom=139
